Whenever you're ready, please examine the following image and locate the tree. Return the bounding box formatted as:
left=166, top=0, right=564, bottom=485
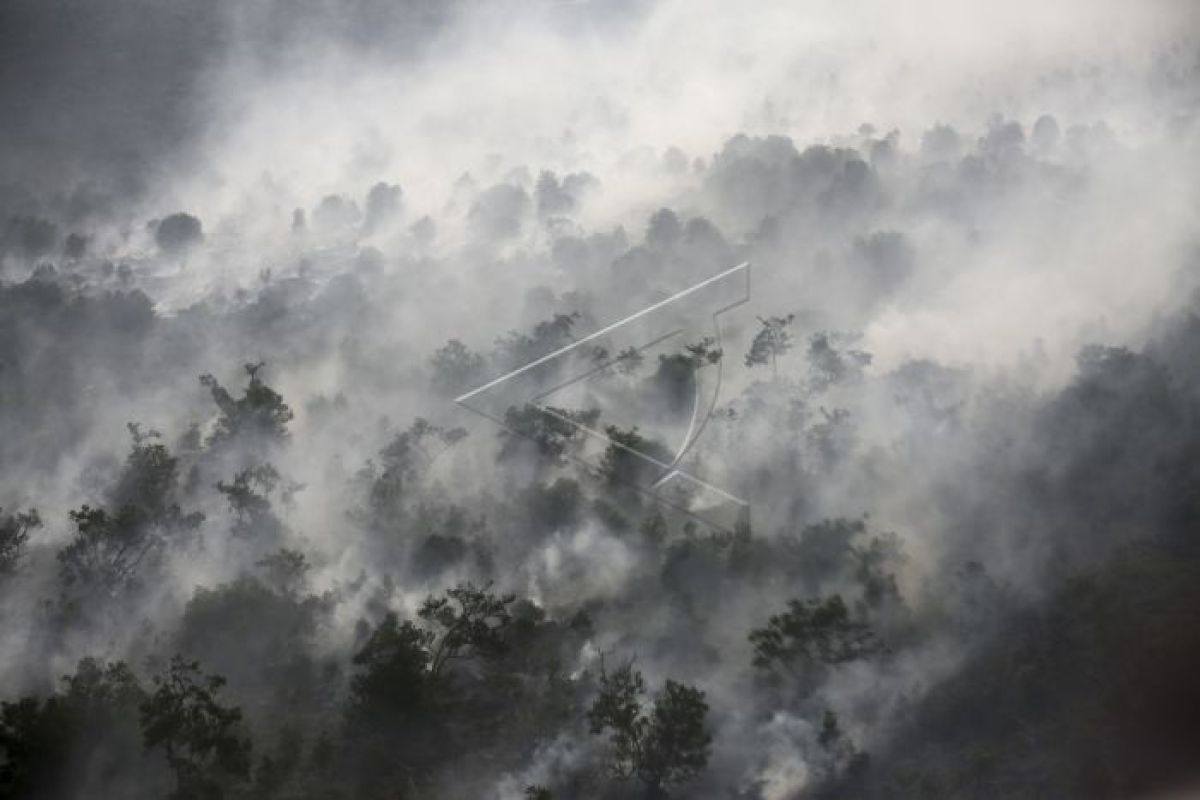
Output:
left=110, top=424, right=203, bottom=538
left=614, top=346, right=645, bottom=375
left=363, top=182, right=402, bottom=233
left=58, top=505, right=156, bottom=594
left=141, top=656, right=251, bottom=800
left=646, top=208, right=682, bottom=250
left=0, top=659, right=145, bottom=798
left=521, top=477, right=584, bottom=531
left=653, top=338, right=722, bottom=415
left=744, top=314, right=795, bottom=377
left=749, top=595, right=883, bottom=687
left=175, top=575, right=329, bottom=718
left=494, top=313, right=581, bottom=370
left=199, top=363, right=294, bottom=446
left=499, top=405, right=599, bottom=464
left=851, top=532, right=906, bottom=613
left=683, top=336, right=723, bottom=368
left=344, top=613, right=441, bottom=795
left=156, top=213, right=203, bottom=255
left=255, top=548, right=310, bottom=597
left=588, top=659, right=712, bottom=797
left=57, top=425, right=202, bottom=597
left=429, top=339, right=485, bottom=396
left=361, top=419, right=467, bottom=528
left=640, top=510, right=668, bottom=547
left=806, top=333, right=871, bottom=392
left=419, top=582, right=516, bottom=679
left=599, top=426, right=672, bottom=489
left=350, top=613, right=434, bottom=709
left=348, top=582, right=516, bottom=719
left=814, top=709, right=869, bottom=784
left=343, top=585, right=515, bottom=795
left=780, top=518, right=865, bottom=590
left=216, top=463, right=285, bottom=540
left=0, top=507, right=39, bottom=575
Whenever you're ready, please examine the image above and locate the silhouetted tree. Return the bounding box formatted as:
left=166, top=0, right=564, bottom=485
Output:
left=745, top=314, right=795, bottom=376
left=494, top=312, right=581, bottom=370
left=255, top=549, right=310, bottom=597
left=361, top=419, right=467, bottom=528
left=199, top=363, right=294, bottom=446
left=57, top=425, right=202, bottom=598
left=0, top=507, right=39, bottom=575
left=0, top=659, right=145, bottom=798
left=499, top=405, right=598, bottom=464
left=646, top=208, right=682, bottom=250
left=419, top=582, right=516, bottom=679
left=363, top=182, right=402, bottom=233
left=349, top=614, right=434, bottom=720
left=429, top=339, right=485, bottom=396
left=600, top=426, right=673, bottom=489
left=750, top=595, right=883, bottom=687
left=141, top=656, right=251, bottom=800
left=814, top=709, right=868, bottom=784
left=806, top=333, right=871, bottom=392
left=155, top=213, right=203, bottom=256
left=588, top=659, right=712, bottom=798
left=216, top=463, right=284, bottom=540
left=58, top=505, right=155, bottom=594
left=653, top=337, right=722, bottom=414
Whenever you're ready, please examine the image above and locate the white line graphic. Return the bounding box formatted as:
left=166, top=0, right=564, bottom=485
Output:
left=455, top=261, right=751, bottom=530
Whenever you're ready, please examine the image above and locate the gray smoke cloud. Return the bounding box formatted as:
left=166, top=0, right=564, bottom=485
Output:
left=0, top=1, right=1198, bottom=798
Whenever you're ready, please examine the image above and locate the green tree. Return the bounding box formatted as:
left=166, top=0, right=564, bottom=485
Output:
left=140, top=656, right=251, bottom=800
left=588, top=660, right=712, bottom=797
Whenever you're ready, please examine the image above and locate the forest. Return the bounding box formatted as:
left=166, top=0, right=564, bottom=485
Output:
left=1, top=1, right=1199, bottom=798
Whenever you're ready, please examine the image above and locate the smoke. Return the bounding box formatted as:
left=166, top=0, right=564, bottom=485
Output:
left=1, top=0, right=1198, bottom=798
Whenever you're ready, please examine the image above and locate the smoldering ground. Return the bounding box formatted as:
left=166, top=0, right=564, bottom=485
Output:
left=0, top=1, right=1199, bottom=798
